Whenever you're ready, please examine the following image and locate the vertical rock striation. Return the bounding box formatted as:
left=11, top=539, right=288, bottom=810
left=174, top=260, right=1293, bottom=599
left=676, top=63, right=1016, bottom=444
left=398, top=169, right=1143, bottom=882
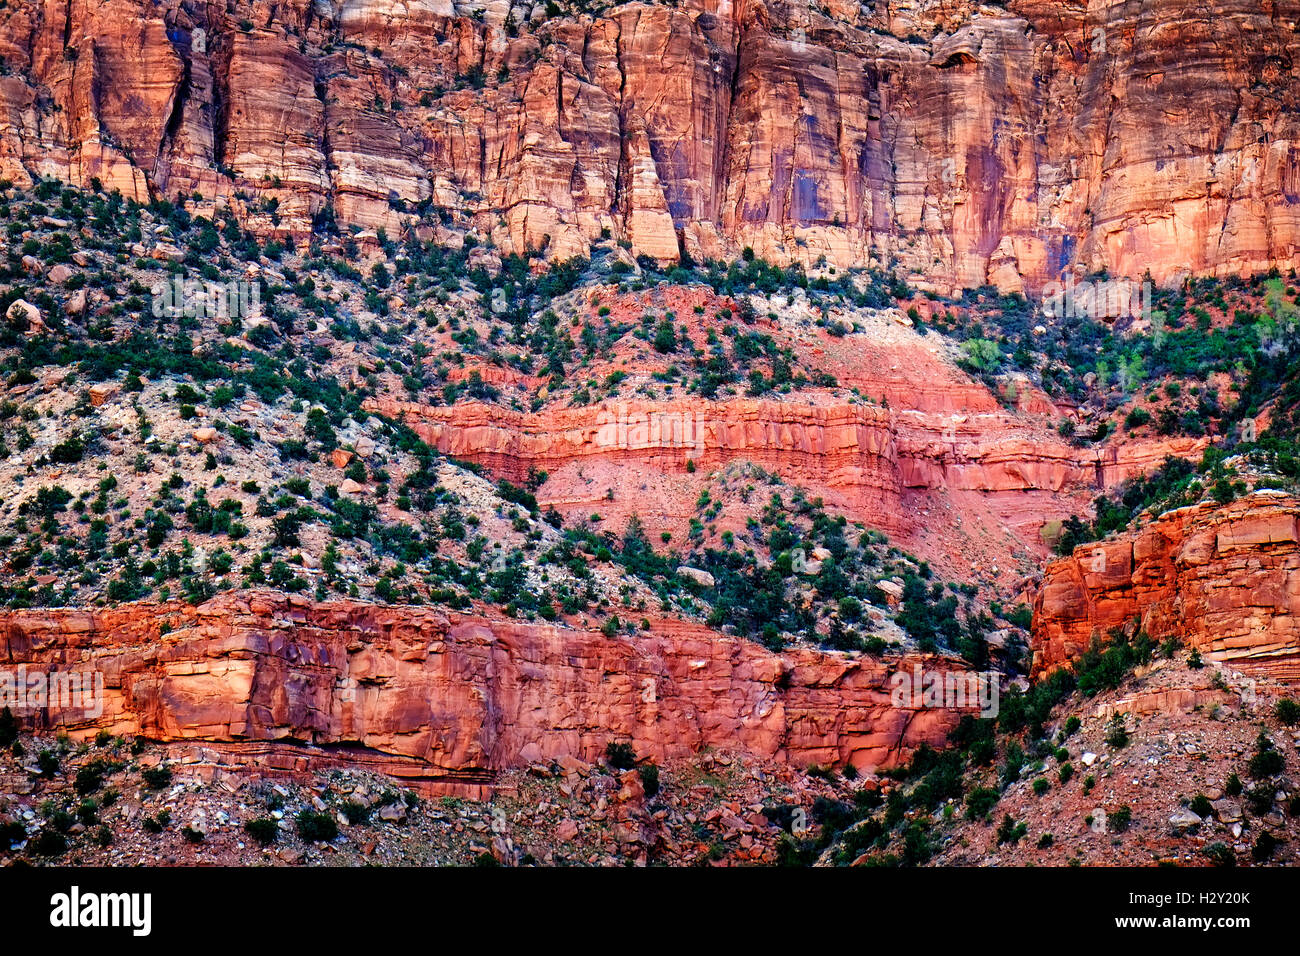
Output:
left=1, top=0, right=1299, bottom=289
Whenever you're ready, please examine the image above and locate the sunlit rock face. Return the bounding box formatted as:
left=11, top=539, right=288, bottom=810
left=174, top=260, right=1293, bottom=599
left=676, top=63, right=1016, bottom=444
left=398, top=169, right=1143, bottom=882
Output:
left=1033, top=491, right=1300, bottom=684
left=366, top=392, right=1206, bottom=553
left=0, top=591, right=975, bottom=791
left=3, top=0, right=1300, bottom=289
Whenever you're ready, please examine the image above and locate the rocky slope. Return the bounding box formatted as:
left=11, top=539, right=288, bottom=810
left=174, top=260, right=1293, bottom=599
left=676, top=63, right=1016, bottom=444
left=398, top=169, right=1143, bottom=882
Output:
left=0, top=729, right=878, bottom=866
left=0, top=177, right=1215, bottom=603
left=933, top=653, right=1300, bottom=867
left=3, top=0, right=1299, bottom=290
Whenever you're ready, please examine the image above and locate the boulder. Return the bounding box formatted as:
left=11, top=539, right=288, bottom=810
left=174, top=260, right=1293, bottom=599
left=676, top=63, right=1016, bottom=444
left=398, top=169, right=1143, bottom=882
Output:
left=676, top=566, right=715, bottom=588
left=88, top=383, right=118, bottom=407
left=1211, top=799, right=1243, bottom=824
left=66, top=288, right=88, bottom=316
left=554, top=819, right=579, bottom=842
left=6, top=298, right=43, bottom=332
left=875, top=580, right=904, bottom=607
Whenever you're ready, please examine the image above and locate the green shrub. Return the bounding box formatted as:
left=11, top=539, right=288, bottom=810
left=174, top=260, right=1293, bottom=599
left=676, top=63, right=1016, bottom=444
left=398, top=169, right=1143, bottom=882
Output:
left=33, top=830, right=66, bottom=856
left=341, top=801, right=370, bottom=825
left=1252, top=833, right=1278, bottom=862
left=142, top=765, right=172, bottom=789
left=48, top=434, right=86, bottom=464
left=77, top=800, right=97, bottom=825
left=637, top=764, right=660, bottom=797
left=1245, top=783, right=1275, bottom=816
left=1204, top=842, right=1235, bottom=867
left=966, top=787, right=999, bottom=820
left=37, top=749, right=59, bottom=777
left=74, top=760, right=109, bottom=795
left=1105, top=714, right=1130, bottom=748
left=1248, top=733, right=1285, bottom=778
left=243, top=818, right=279, bottom=846
left=1000, top=741, right=1025, bottom=785
left=995, top=814, right=1027, bottom=844
left=604, top=741, right=637, bottom=770
left=0, top=804, right=24, bottom=843
left=296, top=809, right=338, bottom=843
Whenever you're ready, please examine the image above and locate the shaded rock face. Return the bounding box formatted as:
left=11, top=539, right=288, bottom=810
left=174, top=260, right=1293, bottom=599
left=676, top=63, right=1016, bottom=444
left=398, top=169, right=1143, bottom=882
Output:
left=0, top=591, right=973, bottom=788
left=4, top=0, right=1300, bottom=289
left=1032, top=491, right=1300, bottom=683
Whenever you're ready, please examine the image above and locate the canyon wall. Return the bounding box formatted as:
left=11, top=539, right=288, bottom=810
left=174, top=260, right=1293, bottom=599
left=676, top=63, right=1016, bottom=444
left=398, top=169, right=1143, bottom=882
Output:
left=1033, top=490, right=1300, bottom=683
left=2, top=0, right=1299, bottom=290
left=0, top=591, right=975, bottom=791
left=368, top=394, right=1207, bottom=538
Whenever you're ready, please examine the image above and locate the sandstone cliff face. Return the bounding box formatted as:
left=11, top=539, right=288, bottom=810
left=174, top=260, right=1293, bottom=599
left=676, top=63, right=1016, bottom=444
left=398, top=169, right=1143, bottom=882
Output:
left=1033, top=490, right=1300, bottom=683
left=0, top=591, right=974, bottom=790
left=368, top=394, right=1207, bottom=541
left=3, top=0, right=1299, bottom=289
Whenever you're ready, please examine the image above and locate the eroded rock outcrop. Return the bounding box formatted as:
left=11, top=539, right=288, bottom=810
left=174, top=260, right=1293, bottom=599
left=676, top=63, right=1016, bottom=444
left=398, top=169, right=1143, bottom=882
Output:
left=0, top=591, right=974, bottom=790
left=368, top=394, right=1207, bottom=539
left=1033, top=490, right=1300, bottom=683
left=2, top=0, right=1299, bottom=289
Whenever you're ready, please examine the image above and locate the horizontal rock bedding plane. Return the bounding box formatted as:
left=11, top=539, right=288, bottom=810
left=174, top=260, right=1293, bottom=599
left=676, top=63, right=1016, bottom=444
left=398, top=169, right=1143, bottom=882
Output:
left=0, top=591, right=975, bottom=793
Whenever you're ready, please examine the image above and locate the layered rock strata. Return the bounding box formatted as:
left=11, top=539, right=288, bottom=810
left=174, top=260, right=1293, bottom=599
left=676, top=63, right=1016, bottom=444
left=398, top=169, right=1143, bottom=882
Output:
left=0, top=591, right=976, bottom=791
left=369, top=395, right=1207, bottom=537
left=1033, top=491, right=1300, bottom=683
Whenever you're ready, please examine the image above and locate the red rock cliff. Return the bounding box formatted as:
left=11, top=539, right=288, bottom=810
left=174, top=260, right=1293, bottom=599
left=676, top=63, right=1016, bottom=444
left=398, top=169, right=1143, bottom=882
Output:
left=1032, top=490, right=1300, bottom=683
left=368, top=394, right=1207, bottom=544
left=2, top=0, right=1299, bottom=289
left=0, top=591, right=976, bottom=790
